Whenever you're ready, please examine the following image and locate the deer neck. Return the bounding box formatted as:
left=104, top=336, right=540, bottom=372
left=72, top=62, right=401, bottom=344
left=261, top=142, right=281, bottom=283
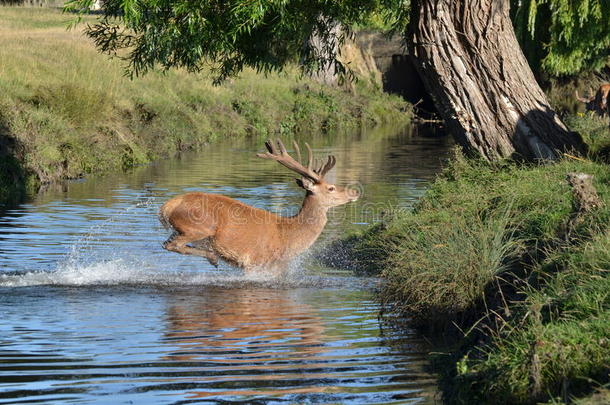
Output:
left=280, top=193, right=328, bottom=252
left=295, top=193, right=328, bottom=227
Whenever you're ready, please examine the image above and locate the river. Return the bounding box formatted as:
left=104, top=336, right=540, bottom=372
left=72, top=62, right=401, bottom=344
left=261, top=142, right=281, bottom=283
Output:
left=0, top=125, right=450, bottom=404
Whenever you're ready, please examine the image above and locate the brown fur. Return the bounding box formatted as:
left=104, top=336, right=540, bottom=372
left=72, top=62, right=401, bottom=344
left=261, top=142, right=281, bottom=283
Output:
left=158, top=147, right=358, bottom=273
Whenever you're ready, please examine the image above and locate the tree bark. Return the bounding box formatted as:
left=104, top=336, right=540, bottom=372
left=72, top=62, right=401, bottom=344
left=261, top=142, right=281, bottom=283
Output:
left=408, top=0, right=585, bottom=161
left=305, top=17, right=342, bottom=86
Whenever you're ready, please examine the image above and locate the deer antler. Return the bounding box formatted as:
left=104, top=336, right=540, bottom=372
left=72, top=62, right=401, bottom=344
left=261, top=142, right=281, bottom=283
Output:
left=575, top=89, right=592, bottom=103
left=257, top=139, right=335, bottom=182
left=315, top=155, right=336, bottom=177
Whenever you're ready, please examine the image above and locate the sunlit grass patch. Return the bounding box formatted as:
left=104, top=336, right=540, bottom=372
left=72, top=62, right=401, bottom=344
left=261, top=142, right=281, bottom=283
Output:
left=564, top=114, right=610, bottom=163
left=0, top=6, right=408, bottom=203
left=0, top=6, right=78, bottom=31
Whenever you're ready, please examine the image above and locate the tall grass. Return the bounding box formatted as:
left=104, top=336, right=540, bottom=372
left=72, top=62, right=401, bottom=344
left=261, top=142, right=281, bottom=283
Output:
left=461, top=229, right=610, bottom=403
left=0, top=7, right=408, bottom=203
left=565, top=114, right=610, bottom=163
left=367, top=151, right=608, bottom=326
left=379, top=202, right=519, bottom=328
left=345, top=115, right=610, bottom=403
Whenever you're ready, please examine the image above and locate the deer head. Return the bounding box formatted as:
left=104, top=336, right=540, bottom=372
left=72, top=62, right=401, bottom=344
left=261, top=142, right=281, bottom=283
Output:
left=574, top=88, right=595, bottom=104
left=575, top=88, right=596, bottom=112
left=257, top=139, right=359, bottom=208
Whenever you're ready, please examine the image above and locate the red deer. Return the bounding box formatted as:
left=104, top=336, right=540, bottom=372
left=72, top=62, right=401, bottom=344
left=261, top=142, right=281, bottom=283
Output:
left=158, top=139, right=360, bottom=272
left=575, top=83, right=610, bottom=117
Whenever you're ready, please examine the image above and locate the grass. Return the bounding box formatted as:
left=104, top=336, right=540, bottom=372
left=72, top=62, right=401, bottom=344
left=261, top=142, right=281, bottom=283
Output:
left=0, top=6, right=408, bottom=204
left=343, top=114, right=610, bottom=403
left=452, top=229, right=610, bottom=404
left=565, top=114, right=610, bottom=163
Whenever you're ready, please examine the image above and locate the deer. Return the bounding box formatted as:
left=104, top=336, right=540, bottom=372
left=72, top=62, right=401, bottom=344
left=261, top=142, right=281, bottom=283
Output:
left=575, top=83, right=610, bottom=117
left=158, top=139, right=360, bottom=273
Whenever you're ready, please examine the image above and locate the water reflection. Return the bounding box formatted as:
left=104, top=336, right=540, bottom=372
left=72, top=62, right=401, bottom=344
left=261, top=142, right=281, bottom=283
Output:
left=163, top=289, right=329, bottom=399
left=158, top=288, right=439, bottom=403
left=0, top=124, right=449, bottom=403
left=0, top=286, right=439, bottom=404
left=163, top=289, right=325, bottom=362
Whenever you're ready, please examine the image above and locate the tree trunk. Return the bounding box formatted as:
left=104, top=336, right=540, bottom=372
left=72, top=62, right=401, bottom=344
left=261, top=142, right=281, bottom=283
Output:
left=305, top=17, right=342, bottom=86
left=408, top=0, right=585, bottom=161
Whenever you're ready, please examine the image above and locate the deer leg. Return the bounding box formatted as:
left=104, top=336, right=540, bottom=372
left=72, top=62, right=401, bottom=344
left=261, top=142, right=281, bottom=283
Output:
left=163, top=233, right=220, bottom=267
left=190, top=238, right=219, bottom=267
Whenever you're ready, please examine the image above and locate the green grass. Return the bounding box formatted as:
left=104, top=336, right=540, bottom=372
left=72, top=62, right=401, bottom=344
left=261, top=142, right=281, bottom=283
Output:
left=565, top=114, right=610, bottom=163
left=344, top=115, right=610, bottom=403
left=0, top=6, right=408, bottom=204
left=453, top=229, right=610, bottom=404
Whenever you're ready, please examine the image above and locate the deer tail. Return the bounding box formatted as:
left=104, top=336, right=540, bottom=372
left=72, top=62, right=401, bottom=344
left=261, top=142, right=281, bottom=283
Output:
left=158, top=202, right=174, bottom=230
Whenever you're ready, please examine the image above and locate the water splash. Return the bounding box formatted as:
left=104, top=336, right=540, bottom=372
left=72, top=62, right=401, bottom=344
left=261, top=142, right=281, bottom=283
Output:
left=0, top=257, right=369, bottom=289
left=1, top=224, right=365, bottom=289
left=0, top=195, right=370, bottom=289
left=63, top=196, right=158, bottom=269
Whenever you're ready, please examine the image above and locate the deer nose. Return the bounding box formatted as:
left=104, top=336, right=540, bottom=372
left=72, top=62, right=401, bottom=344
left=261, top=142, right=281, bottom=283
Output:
left=347, top=187, right=361, bottom=201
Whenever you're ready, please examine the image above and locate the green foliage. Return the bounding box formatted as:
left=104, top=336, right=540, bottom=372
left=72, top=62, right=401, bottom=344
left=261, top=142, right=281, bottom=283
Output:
left=458, top=230, right=610, bottom=403
left=65, top=0, right=405, bottom=80
left=65, top=0, right=607, bottom=79
left=29, top=83, right=114, bottom=127
left=352, top=3, right=410, bottom=33
left=564, top=113, right=610, bottom=162
left=379, top=202, right=519, bottom=326
left=0, top=7, right=408, bottom=204
left=368, top=152, right=609, bottom=325
left=512, top=0, right=610, bottom=76
left=66, top=0, right=366, bottom=79
left=67, top=0, right=609, bottom=82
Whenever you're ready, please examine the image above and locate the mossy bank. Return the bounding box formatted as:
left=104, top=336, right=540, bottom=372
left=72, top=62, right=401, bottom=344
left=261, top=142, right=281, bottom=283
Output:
left=0, top=7, right=408, bottom=205
left=340, top=114, right=610, bottom=404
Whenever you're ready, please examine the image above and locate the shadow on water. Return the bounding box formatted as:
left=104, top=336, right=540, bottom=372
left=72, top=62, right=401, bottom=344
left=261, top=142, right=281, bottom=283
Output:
left=0, top=124, right=450, bottom=403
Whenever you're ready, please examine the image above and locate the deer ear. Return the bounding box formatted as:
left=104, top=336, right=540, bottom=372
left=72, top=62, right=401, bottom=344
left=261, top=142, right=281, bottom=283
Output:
left=295, top=178, right=316, bottom=191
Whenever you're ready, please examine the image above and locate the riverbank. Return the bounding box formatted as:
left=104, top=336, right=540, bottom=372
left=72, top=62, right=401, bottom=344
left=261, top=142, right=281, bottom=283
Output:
left=344, top=114, right=610, bottom=403
left=0, top=7, right=408, bottom=205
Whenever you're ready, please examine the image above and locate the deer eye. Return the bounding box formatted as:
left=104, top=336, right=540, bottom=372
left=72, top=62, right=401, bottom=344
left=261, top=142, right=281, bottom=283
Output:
left=328, top=186, right=336, bottom=192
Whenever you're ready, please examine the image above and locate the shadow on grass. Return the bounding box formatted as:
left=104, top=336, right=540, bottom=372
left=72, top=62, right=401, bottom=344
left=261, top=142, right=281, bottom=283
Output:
left=0, top=126, right=28, bottom=208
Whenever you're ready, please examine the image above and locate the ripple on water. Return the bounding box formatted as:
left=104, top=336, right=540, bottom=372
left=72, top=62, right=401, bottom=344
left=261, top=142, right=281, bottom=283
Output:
left=0, top=285, right=438, bottom=404
left=0, top=127, right=449, bottom=403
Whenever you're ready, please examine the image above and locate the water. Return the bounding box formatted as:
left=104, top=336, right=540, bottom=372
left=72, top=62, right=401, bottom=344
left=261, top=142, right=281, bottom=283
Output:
left=0, top=125, right=451, bottom=404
